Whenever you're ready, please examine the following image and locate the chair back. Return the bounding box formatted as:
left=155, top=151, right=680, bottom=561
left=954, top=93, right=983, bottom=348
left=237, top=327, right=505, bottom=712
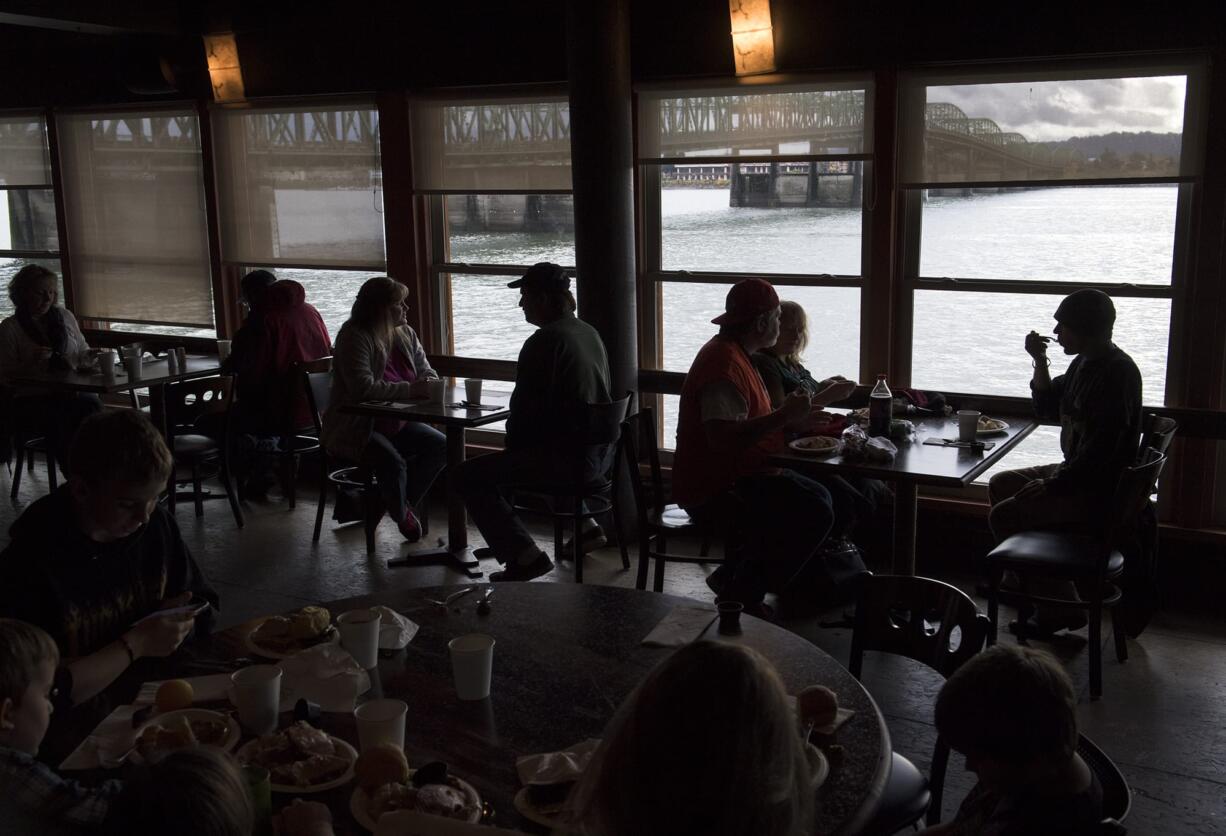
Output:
left=296, top=357, right=333, bottom=435
left=1139, top=413, right=1177, bottom=457
left=576, top=394, right=633, bottom=446
left=1078, top=733, right=1131, bottom=825
left=1104, top=448, right=1166, bottom=546
left=619, top=407, right=667, bottom=521
left=166, top=375, right=234, bottom=431
left=849, top=573, right=991, bottom=680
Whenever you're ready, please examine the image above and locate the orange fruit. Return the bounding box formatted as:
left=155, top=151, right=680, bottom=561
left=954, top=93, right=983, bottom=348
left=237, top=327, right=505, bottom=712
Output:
left=155, top=679, right=194, bottom=712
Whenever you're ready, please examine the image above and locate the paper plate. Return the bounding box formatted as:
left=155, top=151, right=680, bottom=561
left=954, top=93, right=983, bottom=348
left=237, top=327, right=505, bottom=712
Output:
left=236, top=735, right=357, bottom=794
left=513, top=787, right=577, bottom=832
left=977, top=418, right=1010, bottom=436
left=788, top=436, right=841, bottom=457
left=350, top=771, right=483, bottom=831
left=136, top=708, right=240, bottom=753
left=243, top=619, right=340, bottom=660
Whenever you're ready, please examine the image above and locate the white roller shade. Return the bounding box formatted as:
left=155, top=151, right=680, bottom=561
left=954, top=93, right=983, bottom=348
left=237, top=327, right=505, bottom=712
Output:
left=212, top=102, right=386, bottom=269
left=411, top=95, right=572, bottom=192
left=0, top=115, right=51, bottom=186
left=57, top=110, right=214, bottom=328
left=637, top=80, right=871, bottom=160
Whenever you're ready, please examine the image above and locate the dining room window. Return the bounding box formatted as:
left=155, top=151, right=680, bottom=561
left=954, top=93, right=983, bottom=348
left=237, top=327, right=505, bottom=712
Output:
left=412, top=93, right=574, bottom=365
left=0, top=114, right=63, bottom=319
left=636, top=78, right=873, bottom=446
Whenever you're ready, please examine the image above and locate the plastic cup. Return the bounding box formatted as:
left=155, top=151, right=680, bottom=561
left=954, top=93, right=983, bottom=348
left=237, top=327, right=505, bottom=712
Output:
left=230, top=665, right=282, bottom=735
left=449, top=633, right=495, bottom=701
left=336, top=608, right=382, bottom=669
left=717, top=601, right=744, bottom=635
left=428, top=378, right=446, bottom=404
left=122, top=353, right=142, bottom=381
left=242, top=765, right=272, bottom=836
left=354, top=698, right=408, bottom=752
left=98, top=349, right=117, bottom=381
left=464, top=378, right=483, bottom=405
left=217, top=339, right=232, bottom=362
left=957, top=410, right=982, bottom=443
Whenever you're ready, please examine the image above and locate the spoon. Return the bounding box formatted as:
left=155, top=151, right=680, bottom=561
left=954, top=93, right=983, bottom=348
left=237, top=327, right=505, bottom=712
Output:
left=426, top=587, right=475, bottom=608
left=476, top=586, right=494, bottom=615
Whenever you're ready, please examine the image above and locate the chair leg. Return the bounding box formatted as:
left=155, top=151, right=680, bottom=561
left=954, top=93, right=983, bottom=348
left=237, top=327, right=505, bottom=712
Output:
left=636, top=532, right=651, bottom=591
left=986, top=573, right=1001, bottom=646
left=220, top=457, right=244, bottom=528
left=554, top=516, right=565, bottom=564
left=1089, top=598, right=1104, bottom=700
left=10, top=445, right=24, bottom=499
left=313, top=456, right=328, bottom=542
left=1111, top=603, right=1129, bottom=663
left=46, top=453, right=57, bottom=491
left=699, top=537, right=711, bottom=558
left=573, top=497, right=585, bottom=584
left=363, top=488, right=379, bottom=555
left=26, top=448, right=33, bottom=474
left=192, top=462, right=204, bottom=517
left=287, top=454, right=299, bottom=510
left=653, top=534, right=667, bottom=593
left=611, top=492, right=630, bottom=570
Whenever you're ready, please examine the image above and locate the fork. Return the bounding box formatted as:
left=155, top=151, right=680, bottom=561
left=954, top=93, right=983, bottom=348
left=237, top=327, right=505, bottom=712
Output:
left=426, top=587, right=475, bottom=608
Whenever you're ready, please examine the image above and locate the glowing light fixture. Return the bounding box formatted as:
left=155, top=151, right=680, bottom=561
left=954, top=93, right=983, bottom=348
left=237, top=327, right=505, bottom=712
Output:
left=203, top=33, right=245, bottom=102
left=728, top=0, right=775, bottom=76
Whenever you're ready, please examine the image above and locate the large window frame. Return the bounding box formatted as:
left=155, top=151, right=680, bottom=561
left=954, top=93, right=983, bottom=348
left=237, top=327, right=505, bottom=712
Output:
left=0, top=111, right=65, bottom=315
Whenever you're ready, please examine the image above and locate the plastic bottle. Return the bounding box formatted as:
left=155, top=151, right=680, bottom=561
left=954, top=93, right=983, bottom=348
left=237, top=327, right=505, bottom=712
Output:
left=869, top=374, right=892, bottom=437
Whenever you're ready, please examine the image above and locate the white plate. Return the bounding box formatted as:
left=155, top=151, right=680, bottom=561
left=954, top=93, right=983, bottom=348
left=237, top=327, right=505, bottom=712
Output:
left=787, top=436, right=842, bottom=457
left=977, top=418, right=1010, bottom=436
left=513, top=787, right=576, bottom=832
left=243, top=619, right=340, bottom=660
left=137, top=708, right=241, bottom=753
left=236, top=735, right=357, bottom=794
left=350, top=771, right=483, bottom=831
left=805, top=742, right=830, bottom=789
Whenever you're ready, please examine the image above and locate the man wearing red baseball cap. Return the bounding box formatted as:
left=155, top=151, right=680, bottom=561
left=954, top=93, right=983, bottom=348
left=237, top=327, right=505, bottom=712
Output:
left=672, top=279, right=836, bottom=617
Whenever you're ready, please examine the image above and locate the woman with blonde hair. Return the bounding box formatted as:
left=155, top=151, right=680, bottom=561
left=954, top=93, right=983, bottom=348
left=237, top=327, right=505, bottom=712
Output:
left=322, top=277, right=446, bottom=541
left=752, top=300, right=852, bottom=407
left=569, top=641, right=815, bottom=836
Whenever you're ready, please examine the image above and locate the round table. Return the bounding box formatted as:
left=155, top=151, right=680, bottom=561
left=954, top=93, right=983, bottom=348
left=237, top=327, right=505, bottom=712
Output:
left=99, top=584, right=891, bottom=834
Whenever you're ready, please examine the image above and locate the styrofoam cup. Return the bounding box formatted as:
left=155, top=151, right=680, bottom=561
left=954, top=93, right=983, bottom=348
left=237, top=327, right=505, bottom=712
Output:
left=957, top=410, right=981, bottom=443
left=354, top=698, right=407, bottom=752
left=336, top=608, right=382, bottom=669
left=230, top=665, right=282, bottom=735
left=448, top=633, right=495, bottom=701
left=464, top=378, right=482, bottom=404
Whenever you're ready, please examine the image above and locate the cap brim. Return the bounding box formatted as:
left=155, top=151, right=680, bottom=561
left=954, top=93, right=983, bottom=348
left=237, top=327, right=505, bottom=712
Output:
left=506, top=278, right=526, bottom=288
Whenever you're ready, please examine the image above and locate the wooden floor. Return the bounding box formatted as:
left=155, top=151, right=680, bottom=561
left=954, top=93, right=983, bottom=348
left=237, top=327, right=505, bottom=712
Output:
left=4, top=467, right=1223, bottom=835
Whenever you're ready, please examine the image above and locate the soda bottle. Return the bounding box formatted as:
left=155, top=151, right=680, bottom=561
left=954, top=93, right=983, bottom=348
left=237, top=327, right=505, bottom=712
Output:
left=869, top=374, right=892, bottom=437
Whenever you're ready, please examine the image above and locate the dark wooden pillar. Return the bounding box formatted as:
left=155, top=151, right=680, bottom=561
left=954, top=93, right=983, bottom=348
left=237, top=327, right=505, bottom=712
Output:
left=566, top=0, right=637, bottom=401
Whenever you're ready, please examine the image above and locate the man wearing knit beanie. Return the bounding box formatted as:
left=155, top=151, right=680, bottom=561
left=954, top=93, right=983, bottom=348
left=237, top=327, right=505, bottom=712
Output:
left=987, top=289, right=1143, bottom=636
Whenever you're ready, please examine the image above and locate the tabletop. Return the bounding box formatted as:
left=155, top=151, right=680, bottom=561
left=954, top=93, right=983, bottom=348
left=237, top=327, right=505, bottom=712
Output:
left=57, top=584, right=889, bottom=836
left=343, top=385, right=511, bottom=429
left=771, top=412, right=1038, bottom=487
left=7, top=355, right=223, bottom=394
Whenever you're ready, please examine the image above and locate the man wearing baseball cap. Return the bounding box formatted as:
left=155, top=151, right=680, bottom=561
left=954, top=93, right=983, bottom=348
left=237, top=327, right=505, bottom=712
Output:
left=989, top=288, right=1142, bottom=636
left=454, top=262, right=612, bottom=581
left=672, top=278, right=838, bottom=617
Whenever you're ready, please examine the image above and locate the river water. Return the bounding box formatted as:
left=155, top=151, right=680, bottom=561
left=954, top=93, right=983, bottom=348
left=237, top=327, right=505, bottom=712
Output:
left=0, top=184, right=1175, bottom=473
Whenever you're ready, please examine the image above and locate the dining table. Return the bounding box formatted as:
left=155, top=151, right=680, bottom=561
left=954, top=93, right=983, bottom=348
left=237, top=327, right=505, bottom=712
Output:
left=52, top=583, right=891, bottom=835
left=341, top=384, right=511, bottom=578
left=770, top=411, right=1037, bottom=575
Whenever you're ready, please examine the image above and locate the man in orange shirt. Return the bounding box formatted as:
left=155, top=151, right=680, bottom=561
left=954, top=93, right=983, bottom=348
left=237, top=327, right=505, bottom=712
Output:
left=673, top=279, right=853, bottom=617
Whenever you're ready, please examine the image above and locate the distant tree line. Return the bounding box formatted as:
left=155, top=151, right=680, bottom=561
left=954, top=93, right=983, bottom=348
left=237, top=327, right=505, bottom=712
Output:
left=1038, top=131, right=1182, bottom=176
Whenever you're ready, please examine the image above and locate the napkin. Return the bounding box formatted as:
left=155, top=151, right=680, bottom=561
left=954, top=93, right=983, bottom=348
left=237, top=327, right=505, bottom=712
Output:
left=59, top=705, right=141, bottom=771
left=516, top=738, right=602, bottom=786
left=641, top=604, right=718, bottom=647
left=375, top=811, right=520, bottom=836
left=375, top=606, right=419, bottom=650
left=277, top=643, right=371, bottom=712
left=136, top=673, right=231, bottom=705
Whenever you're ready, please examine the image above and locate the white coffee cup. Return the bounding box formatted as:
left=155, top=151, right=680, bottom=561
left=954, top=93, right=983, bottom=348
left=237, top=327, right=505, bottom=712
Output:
left=230, top=664, right=283, bottom=735
left=449, top=633, right=495, bottom=701
left=428, top=378, right=446, bottom=404
left=336, top=608, right=382, bottom=669
left=217, top=339, right=232, bottom=362
left=123, top=353, right=142, bottom=380
left=957, top=410, right=982, bottom=443
left=353, top=698, right=408, bottom=752
left=98, top=349, right=117, bottom=380
left=464, top=378, right=482, bottom=405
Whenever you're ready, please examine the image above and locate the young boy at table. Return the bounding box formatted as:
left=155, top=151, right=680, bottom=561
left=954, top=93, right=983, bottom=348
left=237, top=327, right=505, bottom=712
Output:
left=0, top=410, right=215, bottom=730
left=0, top=618, right=125, bottom=835
left=920, top=644, right=1102, bottom=836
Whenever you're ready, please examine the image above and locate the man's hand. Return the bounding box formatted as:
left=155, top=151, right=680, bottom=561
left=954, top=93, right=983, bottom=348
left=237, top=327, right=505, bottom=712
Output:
left=125, top=605, right=194, bottom=659
left=780, top=390, right=812, bottom=426
left=1014, top=478, right=1048, bottom=501
left=1025, top=331, right=1051, bottom=361
left=814, top=378, right=858, bottom=407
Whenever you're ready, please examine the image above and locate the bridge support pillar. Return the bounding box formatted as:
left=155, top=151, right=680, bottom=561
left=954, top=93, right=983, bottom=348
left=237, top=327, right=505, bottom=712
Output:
left=850, top=161, right=863, bottom=208
left=566, top=0, right=637, bottom=402
left=730, top=162, right=746, bottom=207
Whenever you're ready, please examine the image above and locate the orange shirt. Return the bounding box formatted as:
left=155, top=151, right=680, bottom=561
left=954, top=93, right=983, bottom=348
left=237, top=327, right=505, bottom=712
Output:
left=672, top=335, right=783, bottom=509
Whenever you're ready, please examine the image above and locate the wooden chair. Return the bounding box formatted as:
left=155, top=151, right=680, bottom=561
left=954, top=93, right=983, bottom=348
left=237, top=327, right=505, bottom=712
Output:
left=507, top=393, right=633, bottom=582
left=164, top=375, right=244, bottom=527
left=621, top=407, right=733, bottom=593
left=300, top=358, right=384, bottom=555
left=985, top=449, right=1167, bottom=699
left=1140, top=413, right=1177, bottom=457
left=235, top=366, right=325, bottom=508
left=10, top=434, right=56, bottom=499
left=1079, top=733, right=1131, bottom=829
left=848, top=573, right=992, bottom=831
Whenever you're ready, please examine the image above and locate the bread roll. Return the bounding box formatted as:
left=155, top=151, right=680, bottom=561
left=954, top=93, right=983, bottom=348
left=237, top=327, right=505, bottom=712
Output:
left=797, top=684, right=839, bottom=728
left=290, top=606, right=331, bottom=639
left=356, top=743, right=410, bottom=791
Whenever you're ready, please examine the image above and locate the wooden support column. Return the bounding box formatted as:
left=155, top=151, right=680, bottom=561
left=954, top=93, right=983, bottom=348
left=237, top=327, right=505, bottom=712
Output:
left=566, top=0, right=637, bottom=401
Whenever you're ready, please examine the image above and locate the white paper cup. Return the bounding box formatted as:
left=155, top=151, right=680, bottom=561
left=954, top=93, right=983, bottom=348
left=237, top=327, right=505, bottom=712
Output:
left=230, top=665, right=282, bottom=735
left=98, top=349, right=117, bottom=380
left=217, top=339, right=232, bottom=362
left=464, top=378, right=482, bottom=404
left=353, top=698, right=408, bottom=752
left=123, top=354, right=142, bottom=380
left=449, top=633, right=495, bottom=701
left=957, top=410, right=982, bottom=443
left=428, top=378, right=446, bottom=404
left=337, top=608, right=382, bottom=669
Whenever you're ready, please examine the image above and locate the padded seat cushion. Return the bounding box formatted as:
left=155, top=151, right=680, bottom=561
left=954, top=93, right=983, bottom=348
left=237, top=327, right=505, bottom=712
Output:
left=865, top=752, right=931, bottom=834
left=172, top=434, right=219, bottom=457
left=650, top=504, right=697, bottom=530
left=987, top=531, right=1124, bottom=577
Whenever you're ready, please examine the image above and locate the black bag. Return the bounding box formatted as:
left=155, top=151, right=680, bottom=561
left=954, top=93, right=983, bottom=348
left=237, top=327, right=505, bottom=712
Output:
left=332, top=484, right=367, bottom=524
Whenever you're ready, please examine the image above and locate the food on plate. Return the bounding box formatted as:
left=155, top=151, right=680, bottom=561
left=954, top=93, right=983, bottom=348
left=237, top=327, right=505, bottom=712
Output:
left=250, top=606, right=335, bottom=654
left=355, top=743, right=410, bottom=791
left=239, top=721, right=352, bottom=788
left=809, top=409, right=837, bottom=424
left=851, top=407, right=870, bottom=421
left=154, top=679, right=194, bottom=712
left=796, top=685, right=839, bottom=729
left=789, top=436, right=839, bottom=454
left=977, top=416, right=1006, bottom=432
left=136, top=714, right=228, bottom=753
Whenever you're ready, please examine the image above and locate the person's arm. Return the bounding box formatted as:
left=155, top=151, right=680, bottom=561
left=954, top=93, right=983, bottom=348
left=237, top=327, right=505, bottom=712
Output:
left=65, top=607, right=195, bottom=704
left=60, top=309, right=91, bottom=362
left=506, top=331, right=554, bottom=448
left=751, top=353, right=787, bottom=409
left=334, top=326, right=412, bottom=402
left=1025, top=330, right=1064, bottom=420
left=400, top=325, right=437, bottom=381
left=0, top=318, right=28, bottom=379
left=1048, top=365, right=1141, bottom=494
left=702, top=382, right=811, bottom=452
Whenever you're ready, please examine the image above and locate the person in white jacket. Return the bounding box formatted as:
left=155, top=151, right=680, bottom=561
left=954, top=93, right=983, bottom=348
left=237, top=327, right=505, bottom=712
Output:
left=0, top=264, right=101, bottom=472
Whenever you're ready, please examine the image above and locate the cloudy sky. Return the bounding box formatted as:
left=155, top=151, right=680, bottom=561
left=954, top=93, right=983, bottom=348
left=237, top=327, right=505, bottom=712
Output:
left=929, top=76, right=1186, bottom=142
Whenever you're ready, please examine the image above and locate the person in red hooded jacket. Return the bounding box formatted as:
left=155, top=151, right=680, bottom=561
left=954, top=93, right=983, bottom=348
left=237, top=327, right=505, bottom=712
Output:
left=224, top=271, right=333, bottom=496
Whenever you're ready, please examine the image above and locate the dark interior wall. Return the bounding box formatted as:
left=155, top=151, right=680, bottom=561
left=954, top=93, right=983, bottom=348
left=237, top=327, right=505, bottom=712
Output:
left=0, top=1, right=1219, bottom=108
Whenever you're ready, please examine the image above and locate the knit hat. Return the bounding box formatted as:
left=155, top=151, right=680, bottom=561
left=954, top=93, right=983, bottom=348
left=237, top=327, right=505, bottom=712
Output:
left=1054, top=289, right=1115, bottom=336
